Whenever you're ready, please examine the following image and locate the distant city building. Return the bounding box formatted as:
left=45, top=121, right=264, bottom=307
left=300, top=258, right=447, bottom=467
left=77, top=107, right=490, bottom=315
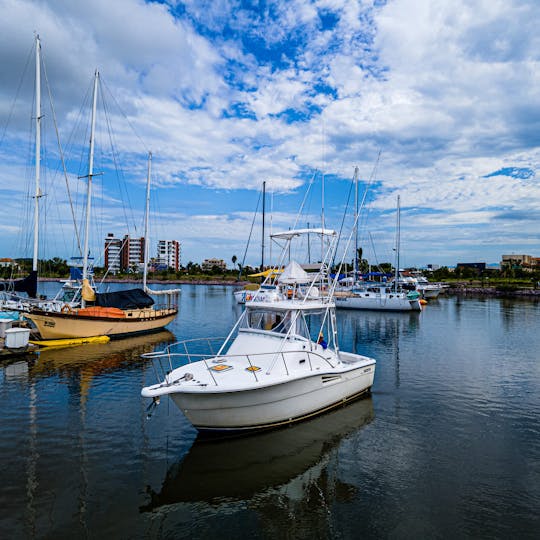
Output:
left=456, top=262, right=486, bottom=275
left=122, top=235, right=145, bottom=272
left=426, top=264, right=440, bottom=271
left=202, top=258, right=226, bottom=272
left=157, top=240, right=181, bottom=271
left=104, top=233, right=145, bottom=274
left=501, top=254, right=538, bottom=272
left=104, top=233, right=122, bottom=274
left=0, top=258, right=16, bottom=268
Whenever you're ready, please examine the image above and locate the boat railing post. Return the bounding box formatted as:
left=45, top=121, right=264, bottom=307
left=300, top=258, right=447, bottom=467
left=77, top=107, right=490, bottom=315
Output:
left=307, top=351, right=313, bottom=371
left=151, top=357, right=162, bottom=383
left=183, top=341, right=191, bottom=363
left=203, top=359, right=218, bottom=386
left=246, top=355, right=259, bottom=382
left=167, top=347, right=173, bottom=374
left=281, top=352, right=289, bottom=376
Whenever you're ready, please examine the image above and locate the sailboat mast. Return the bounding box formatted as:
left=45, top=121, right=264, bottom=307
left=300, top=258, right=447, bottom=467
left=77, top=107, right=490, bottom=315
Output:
left=353, top=166, right=359, bottom=278
left=82, top=70, right=99, bottom=292
left=395, top=195, right=401, bottom=292
left=32, top=35, right=41, bottom=273
left=261, top=180, right=266, bottom=271
left=143, top=152, right=152, bottom=290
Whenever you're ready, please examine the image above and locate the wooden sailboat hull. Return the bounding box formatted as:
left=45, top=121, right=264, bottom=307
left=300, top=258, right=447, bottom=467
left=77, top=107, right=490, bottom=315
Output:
left=25, top=308, right=177, bottom=340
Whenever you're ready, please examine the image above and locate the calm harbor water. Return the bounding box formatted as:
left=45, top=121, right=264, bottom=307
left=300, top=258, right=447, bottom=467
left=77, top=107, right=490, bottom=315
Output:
left=1, top=283, right=539, bottom=539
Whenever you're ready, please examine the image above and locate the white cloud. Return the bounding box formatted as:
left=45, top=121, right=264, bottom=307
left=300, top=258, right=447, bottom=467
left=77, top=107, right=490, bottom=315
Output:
left=0, top=0, right=539, bottom=265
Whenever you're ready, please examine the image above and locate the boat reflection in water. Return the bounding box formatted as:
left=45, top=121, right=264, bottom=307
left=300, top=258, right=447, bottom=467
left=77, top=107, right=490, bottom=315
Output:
left=32, top=329, right=176, bottom=378
left=141, top=396, right=374, bottom=511
left=1, top=329, right=177, bottom=538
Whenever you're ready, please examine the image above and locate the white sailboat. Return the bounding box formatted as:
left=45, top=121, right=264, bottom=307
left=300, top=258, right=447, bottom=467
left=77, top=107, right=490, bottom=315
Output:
left=0, top=36, right=42, bottom=309
left=141, top=228, right=375, bottom=433
left=0, top=36, right=88, bottom=316
left=25, top=72, right=178, bottom=340
left=335, top=195, right=422, bottom=312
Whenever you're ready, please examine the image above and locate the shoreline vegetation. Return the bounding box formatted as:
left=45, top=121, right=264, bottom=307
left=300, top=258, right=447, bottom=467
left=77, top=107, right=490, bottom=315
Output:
left=34, top=277, right=540, bottom=297
left=4, top=259, right=539, bottom=298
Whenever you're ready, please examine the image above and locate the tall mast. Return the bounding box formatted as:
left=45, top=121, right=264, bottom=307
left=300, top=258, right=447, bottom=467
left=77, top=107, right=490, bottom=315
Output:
left=32, top=35, right=42, bottom=273
left=82, top=70, right=99, bottom=306
left=353, top=166, right=359, bottom=277
left=261, top=180, right=266, bottom=271
left=395, top=195, right=401, bottom=292
left=321, top=170, right=325, bottom=261
left=143, top=152, right=152, bottom=290
left=269, top=188, right=273, bottom=263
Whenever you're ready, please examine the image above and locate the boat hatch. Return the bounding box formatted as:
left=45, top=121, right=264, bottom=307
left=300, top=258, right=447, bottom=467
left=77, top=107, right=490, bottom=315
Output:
left=246, top=365, right=261, bottom=372
left=209, top=364, right=233, bottom=372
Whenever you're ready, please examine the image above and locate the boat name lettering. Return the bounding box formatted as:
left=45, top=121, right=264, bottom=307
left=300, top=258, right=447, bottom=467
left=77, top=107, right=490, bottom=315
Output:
left=44, top=321, right=55, bottom=327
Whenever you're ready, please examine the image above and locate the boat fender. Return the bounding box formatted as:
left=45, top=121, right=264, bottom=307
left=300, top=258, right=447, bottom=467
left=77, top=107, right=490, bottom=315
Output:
left=61, top=304, right=73, bottom=314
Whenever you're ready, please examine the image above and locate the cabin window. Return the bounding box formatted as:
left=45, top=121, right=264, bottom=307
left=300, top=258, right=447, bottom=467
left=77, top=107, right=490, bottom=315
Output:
left=243, top=309, right=309, bottom=339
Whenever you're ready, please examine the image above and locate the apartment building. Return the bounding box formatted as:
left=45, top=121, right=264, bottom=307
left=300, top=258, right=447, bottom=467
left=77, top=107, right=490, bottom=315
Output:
left=104, top=233, right=122, bottom=274
left=157, top=240, right=181, bottom=271
left=202, top=258, right=226, bottom=272
left=104, top=233, right=145, bottom=273
left=501, top=254, right=537, bottom=271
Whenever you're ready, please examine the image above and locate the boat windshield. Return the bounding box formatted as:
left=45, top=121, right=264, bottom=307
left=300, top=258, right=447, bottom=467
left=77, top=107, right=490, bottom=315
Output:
left=242, top=308, right=310, bottom=339
left=63, top=288, right=78, bottom=302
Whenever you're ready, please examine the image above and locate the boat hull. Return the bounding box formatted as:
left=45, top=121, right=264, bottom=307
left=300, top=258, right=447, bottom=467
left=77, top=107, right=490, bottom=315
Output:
left=25, top=308, right=177, bottom=339
left=419, top=287, right=441, bottom=299
left=168, top=364, right=375, bottom=432
left=335, top=294, right=421, bottom=311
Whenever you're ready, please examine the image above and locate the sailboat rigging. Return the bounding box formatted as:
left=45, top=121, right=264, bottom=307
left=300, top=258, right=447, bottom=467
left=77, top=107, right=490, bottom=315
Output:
left=25, top=70, right=179, bottom=339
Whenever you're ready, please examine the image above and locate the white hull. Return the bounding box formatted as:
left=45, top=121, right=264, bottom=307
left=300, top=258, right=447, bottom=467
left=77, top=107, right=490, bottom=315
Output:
left=170, top=364, right=374, bottom=431
left=142, top=232, right=376, bottom=434
left=335, top=292, right=421, bottom=311
left=26, top=308, right=177, bottom=339
left=418, top=286, right=441, bottom=299
left=234, top=288, right=282, bottom=304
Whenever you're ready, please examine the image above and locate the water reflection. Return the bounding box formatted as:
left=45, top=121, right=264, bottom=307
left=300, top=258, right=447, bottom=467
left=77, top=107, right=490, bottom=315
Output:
left=141, top=397, right=374, bottom=511
left=1, top=330, right=177, bottom=537
left=31, top=330, right=176, bottom=377
left=338, top=309, right=420, bottom=350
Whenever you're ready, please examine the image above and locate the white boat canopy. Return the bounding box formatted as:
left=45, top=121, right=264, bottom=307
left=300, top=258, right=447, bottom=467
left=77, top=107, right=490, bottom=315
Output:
left=271, top=228, right=336, bottom=240
left=278, top=261, right=310, bottom=284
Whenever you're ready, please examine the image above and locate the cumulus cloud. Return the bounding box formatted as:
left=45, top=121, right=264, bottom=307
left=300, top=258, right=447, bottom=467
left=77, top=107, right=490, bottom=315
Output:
left=0, top=0, right=539, bottom=265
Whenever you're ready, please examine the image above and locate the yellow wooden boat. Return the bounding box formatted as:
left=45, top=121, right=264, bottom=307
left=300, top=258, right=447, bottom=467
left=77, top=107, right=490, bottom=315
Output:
left=30, top=335, right=110, bottom=347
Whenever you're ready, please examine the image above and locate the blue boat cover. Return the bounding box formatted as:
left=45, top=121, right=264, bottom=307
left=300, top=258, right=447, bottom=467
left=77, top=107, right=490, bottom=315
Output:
left=95, top=288, right=154, bottom=309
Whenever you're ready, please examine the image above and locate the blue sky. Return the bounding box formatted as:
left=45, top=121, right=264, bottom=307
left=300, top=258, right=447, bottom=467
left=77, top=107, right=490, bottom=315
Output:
left=0, top=0, right=539, bottom=269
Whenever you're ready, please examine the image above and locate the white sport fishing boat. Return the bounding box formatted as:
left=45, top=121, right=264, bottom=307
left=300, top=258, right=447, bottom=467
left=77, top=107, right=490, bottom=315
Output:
left=141, top=228, right=376, bottom=433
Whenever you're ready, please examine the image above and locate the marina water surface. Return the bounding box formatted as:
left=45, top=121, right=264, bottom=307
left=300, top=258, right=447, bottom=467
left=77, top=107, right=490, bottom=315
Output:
left=1, top=283, right=539, bottom=538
